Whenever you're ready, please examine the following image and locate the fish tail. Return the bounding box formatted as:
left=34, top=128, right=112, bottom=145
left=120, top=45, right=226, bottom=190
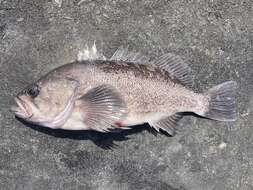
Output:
left=204, top=81, right=237, bottom=121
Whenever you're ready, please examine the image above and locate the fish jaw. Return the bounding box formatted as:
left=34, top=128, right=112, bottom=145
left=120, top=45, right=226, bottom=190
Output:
left=11, top=96, right=33, bottom=119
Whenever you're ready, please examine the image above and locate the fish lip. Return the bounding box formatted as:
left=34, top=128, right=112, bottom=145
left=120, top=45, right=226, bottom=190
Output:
left=11, top=97, right=33, bottom=119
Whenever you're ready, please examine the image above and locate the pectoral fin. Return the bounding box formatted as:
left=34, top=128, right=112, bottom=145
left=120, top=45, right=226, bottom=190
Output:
left=78, top=85, right=127, bottom=132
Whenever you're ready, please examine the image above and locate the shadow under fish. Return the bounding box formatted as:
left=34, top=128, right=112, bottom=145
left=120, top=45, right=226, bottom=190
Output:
left=16, top=116, right=160, bottom=149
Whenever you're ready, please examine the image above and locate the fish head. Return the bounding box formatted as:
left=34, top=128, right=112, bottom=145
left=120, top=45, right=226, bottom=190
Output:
left=11, top=76, right=78, bottom=127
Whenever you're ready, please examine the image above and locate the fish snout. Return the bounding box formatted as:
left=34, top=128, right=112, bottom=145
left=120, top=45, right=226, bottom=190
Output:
left=11, top=95, right=33, bottom=119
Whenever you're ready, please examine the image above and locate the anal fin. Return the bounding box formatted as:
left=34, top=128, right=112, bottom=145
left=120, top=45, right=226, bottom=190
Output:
left=149, top=113, right=183, bottom=136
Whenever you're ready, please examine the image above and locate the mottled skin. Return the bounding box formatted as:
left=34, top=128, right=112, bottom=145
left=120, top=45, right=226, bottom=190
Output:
left=37, top=60, right=208, bottom=130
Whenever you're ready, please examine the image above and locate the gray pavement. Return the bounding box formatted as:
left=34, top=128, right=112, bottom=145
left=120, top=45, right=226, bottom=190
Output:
left=0, top=0, right=252, bottom=189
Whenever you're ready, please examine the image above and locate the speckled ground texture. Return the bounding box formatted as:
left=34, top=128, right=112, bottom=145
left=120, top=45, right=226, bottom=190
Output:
left=0, top=0, right=252, bottom=190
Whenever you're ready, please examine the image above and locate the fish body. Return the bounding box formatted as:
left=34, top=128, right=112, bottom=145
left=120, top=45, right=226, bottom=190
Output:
left=12, top=46, right=237, bottom=135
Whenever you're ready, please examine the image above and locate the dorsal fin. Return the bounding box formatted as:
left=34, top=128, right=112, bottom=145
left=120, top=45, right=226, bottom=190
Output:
left=109, top=46, right=150, bottom=63
left=152, top=53, right=193, bottom=87
left=153, top=53, right=193, bottom=87
left=109, top=48, right=193, bottom=87
left=77, top=42, right=106, bottom=61
left=78, top=45, right=193, bottom=87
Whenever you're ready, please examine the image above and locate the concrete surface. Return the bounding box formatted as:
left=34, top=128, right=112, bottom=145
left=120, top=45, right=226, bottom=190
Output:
left=0, top=0, right=253, bottom=189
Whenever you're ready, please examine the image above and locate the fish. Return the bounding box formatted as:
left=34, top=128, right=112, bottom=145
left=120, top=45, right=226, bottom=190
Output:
left=11, top=45, right=237, bottom=136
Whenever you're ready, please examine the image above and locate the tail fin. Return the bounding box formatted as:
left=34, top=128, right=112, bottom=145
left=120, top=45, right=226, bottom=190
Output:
left=204, top=81, right=237, bottom=121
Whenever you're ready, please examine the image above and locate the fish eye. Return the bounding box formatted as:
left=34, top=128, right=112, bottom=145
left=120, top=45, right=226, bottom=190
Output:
left=27, top=84, right=40, bottom=98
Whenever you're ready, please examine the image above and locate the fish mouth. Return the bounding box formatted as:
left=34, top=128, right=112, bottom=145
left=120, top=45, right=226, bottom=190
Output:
left=11, top=97, right=33, bottom=119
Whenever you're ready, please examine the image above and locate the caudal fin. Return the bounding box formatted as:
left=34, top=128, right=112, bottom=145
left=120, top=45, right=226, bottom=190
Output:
left=204, top=81, right=237, bottom=121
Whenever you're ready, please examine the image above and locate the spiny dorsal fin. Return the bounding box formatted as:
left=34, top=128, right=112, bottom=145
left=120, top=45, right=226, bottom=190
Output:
left=152, top=53, right=193, bottom=87
left=109, top=46, right=150, bottom=63
left=77, top=42, right=106, bottom=61
left=149, top=113, right=183, bottom=136
left=78, top=85, right=127, bottom=132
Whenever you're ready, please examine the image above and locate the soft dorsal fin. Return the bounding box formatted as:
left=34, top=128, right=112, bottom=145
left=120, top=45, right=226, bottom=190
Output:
left=152, top=53, right=193, bottom=87
left=109, top=46, right=150, bottom=63
left=110, top=48, right=193, bottom=87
